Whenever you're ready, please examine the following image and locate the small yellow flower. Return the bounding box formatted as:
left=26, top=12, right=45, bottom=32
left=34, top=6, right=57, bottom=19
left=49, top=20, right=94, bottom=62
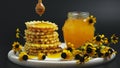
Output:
left=93, top=34, right=105, bottom=45
left=85, top=42, right=94, bottom=48
left=38, top=53, right=46, bottom=60
left=12, top=41, right=22, bottom=52
left=61, top=50, right=73, bottom=60
left=16, top=28, right=20, bottom=32
left=95, top=46, right=116, bottom=58
left=66, top=47, right=74, bottom=52
left=72, top=50, right=82, bottom=56
left=19, top=52, right=29, bottom=61
left=86, top=15, right=96, bottom=24
left=103, top=38, right=109, bottom=45
left=16, top=28, right=20, bottom=38
left=101, top=46, right=117, bottom=58
left=84, top=43, right=96, bottom=57
left=16, top=33, right=20, bottom=38
left=95, top=47, right=104, bottom=57
left=100, top=46, right=109, bottom=54
left=111, top=34, right=119, bottom=44
left=76, top=54, right=90, bottom=64
left=77, top=45, right=86, bottom=51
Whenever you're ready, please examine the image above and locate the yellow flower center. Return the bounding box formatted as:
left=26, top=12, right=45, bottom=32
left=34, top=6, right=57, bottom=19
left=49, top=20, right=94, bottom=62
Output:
left=105, top=52, right=109, bottom=57
left=96, top=36, right=101, bottom=41
left=42, top=55, right=46, bottom=60
left=22, top=55, right=28, bottom=61
left=61, top=53, right=67, bottom=59
left=79, top=56, right=84, bottom=62
left=89, top=19, right=93, bottom=24
left=75, top=54, right=80, bottom=60
left=86, top=48, right=92, bottom=53
left=15, top=44, right=19, bottom=48
left=67, top=47, right=73, bottom=52
left=113, top=37, right=117, bottom=40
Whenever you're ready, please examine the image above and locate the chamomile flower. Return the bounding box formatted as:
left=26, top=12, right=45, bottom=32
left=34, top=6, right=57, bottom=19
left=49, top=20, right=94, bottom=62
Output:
left=84, top=43, right=96, bottom=57
left=76, top=54, right=90, bottom=64
left=103, top=38, right=109, bottom=45
left=100, top=46, right=109, bottom=57
left=72, top=49, right=82, bottom=56
left=12, top=41, right=22, bottom=52
left=61, top=50, right=73, bottom=60
left=19, top=52, right=29, bottom=61
left=86, top=15, right=96, bottom=24
left=95, top=47, right=104, bottom=57
left=93, top=34, right=105, bottom=45
left=102, top=47, right=117, bottom=58
left=111, top=34, right=119, bottom=44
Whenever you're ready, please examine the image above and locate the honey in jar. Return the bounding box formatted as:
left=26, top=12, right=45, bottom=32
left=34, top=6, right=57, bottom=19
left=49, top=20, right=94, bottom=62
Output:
left=62, top=12, right=96, bottom=48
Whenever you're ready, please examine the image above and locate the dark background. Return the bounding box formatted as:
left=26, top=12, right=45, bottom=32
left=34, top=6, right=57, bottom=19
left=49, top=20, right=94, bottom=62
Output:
left=0, top=0, right=120, bottom=68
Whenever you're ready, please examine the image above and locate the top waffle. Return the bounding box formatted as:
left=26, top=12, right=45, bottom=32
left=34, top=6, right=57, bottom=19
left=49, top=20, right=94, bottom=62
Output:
left=25, top=21, right=58, bottom=32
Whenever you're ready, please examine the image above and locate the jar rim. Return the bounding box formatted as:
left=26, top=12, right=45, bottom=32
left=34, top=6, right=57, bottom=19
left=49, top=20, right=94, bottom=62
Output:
left=68, top=11, right=89, bottom=19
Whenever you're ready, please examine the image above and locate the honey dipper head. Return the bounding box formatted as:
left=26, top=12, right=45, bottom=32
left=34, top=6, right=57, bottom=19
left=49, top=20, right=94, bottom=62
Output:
left=35, top=0, right=45, bottom=16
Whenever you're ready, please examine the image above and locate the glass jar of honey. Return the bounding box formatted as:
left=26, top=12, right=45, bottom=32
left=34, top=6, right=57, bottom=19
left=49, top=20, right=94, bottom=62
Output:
left=62, top=11, right=96, bottom=48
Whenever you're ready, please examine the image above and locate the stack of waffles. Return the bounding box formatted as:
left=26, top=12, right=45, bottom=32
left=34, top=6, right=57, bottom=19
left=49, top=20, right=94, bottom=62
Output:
left=24, top=21, right=62, bottom=56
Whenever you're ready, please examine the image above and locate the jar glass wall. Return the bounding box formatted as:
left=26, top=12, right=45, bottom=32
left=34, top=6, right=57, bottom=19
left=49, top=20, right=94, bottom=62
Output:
left=62, top=11, right=95, bottom=48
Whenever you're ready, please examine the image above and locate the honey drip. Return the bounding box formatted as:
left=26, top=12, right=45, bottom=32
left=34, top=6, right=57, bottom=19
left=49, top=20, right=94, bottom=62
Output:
left=35, top=0, right=45, bottom=16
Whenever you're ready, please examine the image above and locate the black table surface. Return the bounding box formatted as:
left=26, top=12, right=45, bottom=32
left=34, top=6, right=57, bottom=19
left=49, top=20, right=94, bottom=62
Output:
left=0, top=41, right=120, bottom=68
